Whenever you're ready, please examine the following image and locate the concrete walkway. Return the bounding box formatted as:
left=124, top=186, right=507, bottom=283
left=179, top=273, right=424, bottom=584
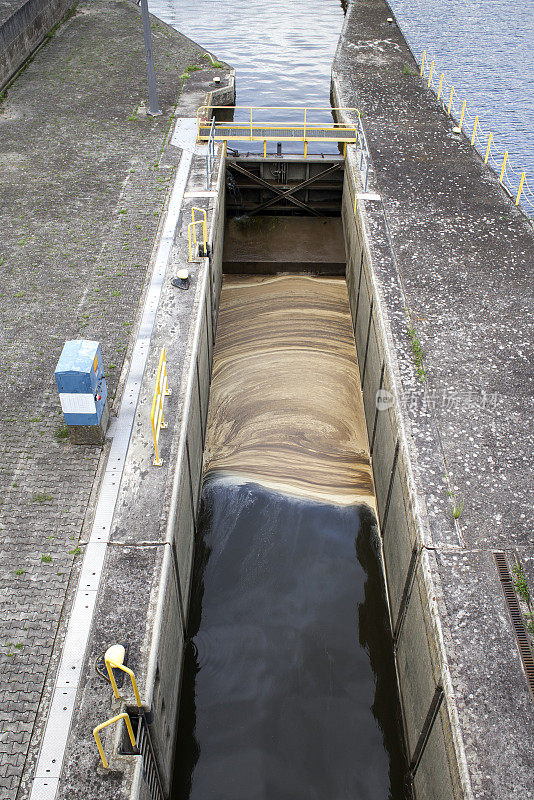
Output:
left=333, top=1, right=534, bottom=797
left=0, top=4, right=229, bottom=797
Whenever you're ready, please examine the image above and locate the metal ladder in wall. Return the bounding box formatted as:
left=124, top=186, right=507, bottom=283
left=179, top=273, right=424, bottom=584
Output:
left=135, top=710, right=165, bottom=800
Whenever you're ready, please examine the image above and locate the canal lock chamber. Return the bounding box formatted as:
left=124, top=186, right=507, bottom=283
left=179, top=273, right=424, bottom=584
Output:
left=147, top=147, right=463, bottom=800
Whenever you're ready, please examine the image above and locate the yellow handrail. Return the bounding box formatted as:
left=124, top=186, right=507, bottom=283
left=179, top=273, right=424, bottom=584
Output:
left=436, top=72, right=444, bottom=101
left=484, top=133, right=493, bottom=164
left=150, top=347, right=171, bottom=466
left=447, top=86, right=454, bottom=115
left=105, top=657, right=142, bottom=707
left=195, top=106, right=362, bottom=149
left=192, top=207, right=207, bottom=246
left=458, top=100, right=466, bottom=132
left=93, top=713, right=136, bottom=769
left=499, top=152, right=508, bottom=183
left=471, top=116, right=478, bottom=146
left=188, top=207, right=207, bottom=262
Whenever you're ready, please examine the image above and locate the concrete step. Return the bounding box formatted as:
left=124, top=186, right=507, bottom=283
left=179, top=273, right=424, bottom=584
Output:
left=223, top=259, right=346, bottom=275
left=223, top=216, right=347, bottom=275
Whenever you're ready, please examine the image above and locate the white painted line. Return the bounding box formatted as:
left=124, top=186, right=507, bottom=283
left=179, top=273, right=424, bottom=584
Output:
left=355, top=192, right=381, bottom=201
left=34, top=688, right=77, bottom=778
left=55, top=591, right=98, bottom=687
left=29, top=779, right=59, bottom=799
left=28, top=119, right=198, bottom=800
left=184, top=190, right=218, bottom=198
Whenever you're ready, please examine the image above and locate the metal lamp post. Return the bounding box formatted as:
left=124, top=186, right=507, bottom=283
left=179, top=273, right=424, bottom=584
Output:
left=139, top=0, right=162, bottom=116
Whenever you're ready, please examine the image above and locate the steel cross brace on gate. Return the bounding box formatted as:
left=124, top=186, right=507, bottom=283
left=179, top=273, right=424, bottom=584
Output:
left=227, top=161, right=343, bottom=216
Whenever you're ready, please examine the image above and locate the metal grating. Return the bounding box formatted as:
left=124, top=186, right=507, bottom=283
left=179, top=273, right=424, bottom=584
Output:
left=494, top=551, right=534, bottom=700
left=136, top=712, right=165, bottom=800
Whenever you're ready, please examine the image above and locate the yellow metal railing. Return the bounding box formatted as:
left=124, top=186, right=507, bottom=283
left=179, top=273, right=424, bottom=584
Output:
left=93, top=712, right=136, bottom=769
left=151, top=347, right=171, bottom=467
left=105, top=649, right=142, bottom=707
left=196, top=106, right=362, bottom=157
left=188, top=206, right=207, bottom=262
left=419, top=50, right=533, bottom=217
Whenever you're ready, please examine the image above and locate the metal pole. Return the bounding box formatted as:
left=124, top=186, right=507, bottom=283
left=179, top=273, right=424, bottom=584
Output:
left=140, top=0, right=161, bottom=116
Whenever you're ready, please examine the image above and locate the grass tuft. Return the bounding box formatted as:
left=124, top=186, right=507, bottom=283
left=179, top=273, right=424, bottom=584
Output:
left=33, top=492, right=52, bottom=502
left=512, top=563, right=530, bottom=604
left=55, top=425, right=69, bottom=443
left=407, top=325, right=426, bottom=381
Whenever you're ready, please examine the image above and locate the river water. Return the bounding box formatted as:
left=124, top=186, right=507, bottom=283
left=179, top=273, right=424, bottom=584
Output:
left=149, top=0, right=533, bottom=196
left=388, top=0, right=534, bottom=192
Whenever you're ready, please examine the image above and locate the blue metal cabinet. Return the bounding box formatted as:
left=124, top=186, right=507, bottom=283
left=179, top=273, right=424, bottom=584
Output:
left=55, top=340, right=108, bottom=426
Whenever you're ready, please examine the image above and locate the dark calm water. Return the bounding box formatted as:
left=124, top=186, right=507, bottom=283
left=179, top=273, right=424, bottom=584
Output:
left=172, top=478, right=406, bottom=799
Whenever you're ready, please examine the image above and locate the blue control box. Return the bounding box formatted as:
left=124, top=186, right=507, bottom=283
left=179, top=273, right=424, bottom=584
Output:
left=55, top=340, right=108, bottom=426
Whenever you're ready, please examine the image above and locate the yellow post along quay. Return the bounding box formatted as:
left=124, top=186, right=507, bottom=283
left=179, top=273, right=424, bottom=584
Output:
left=151, top=347, right=171, bottom=466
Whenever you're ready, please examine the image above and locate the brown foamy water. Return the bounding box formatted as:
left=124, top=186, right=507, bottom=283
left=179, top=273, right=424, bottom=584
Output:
left=203, top=274, right=375, bottom=508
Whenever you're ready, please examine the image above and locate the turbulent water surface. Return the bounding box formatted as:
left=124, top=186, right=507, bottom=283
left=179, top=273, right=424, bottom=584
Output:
left=171, top=276, right=406, bottom=798
left=203, top=276, right=374, bottom=507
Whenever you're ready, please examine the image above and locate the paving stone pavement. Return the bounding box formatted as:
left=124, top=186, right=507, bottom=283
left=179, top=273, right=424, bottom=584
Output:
left=0, top=2, right=218, bottom=796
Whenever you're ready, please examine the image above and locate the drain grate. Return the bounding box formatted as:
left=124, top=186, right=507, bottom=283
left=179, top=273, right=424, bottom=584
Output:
left=494, top=551, right=534, bottom=700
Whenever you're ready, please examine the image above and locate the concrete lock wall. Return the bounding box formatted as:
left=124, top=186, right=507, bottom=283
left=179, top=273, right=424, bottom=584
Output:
left=133, top=153, right=226, bottom=797
left=341, top=147, right=466, bottom=800
left=0, top=0, right=75, bottom=90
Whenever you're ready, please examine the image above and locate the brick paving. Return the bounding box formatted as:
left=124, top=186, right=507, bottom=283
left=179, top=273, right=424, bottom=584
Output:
left=0, top=3, right=217, bottom=796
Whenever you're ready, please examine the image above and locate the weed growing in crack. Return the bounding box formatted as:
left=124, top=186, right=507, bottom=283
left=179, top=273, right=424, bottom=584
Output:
left=407, top=324, right=427, bottom=381
left=512, top=563, right=530, bottom=604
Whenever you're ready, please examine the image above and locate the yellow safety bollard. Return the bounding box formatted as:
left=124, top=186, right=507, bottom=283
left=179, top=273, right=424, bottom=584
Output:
left=458, top=100, right=466, bottom=132
left=516, top=172, right=525, bottom=205
left=420, top=50, right=426, bottom=77
left=471, top=116, right=478, bottom=146
left=93, top=713, right=136, bottom=769
left=484, top=133, right=493, bottom=164
left=499, top=151, right=508, bottom=183
left=437, top=73, right=444, bottom=101
left=447, top=86, right=454, bottom=115
left=427, top=61, right=434, bottom=87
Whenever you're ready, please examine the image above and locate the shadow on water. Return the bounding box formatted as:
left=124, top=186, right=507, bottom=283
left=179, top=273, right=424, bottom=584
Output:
left=172, top=476, right=408, bottom=800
